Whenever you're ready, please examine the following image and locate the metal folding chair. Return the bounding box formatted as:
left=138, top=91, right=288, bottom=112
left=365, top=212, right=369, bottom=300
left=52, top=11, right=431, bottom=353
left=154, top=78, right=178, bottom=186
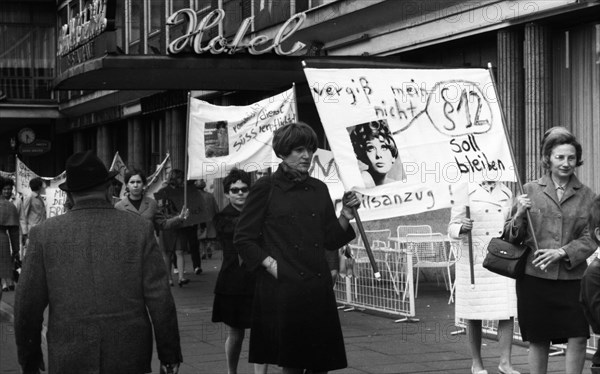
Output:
left=405, top=233, right=457, bottom=304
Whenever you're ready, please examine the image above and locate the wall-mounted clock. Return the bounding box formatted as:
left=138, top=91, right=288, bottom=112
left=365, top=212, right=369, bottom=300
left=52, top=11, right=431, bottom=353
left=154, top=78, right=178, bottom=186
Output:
left=18, top=128, right=36, bottom=144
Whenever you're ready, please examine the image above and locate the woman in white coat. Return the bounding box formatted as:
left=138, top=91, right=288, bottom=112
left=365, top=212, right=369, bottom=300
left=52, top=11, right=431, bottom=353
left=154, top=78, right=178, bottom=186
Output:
left=448, top=181, right=519, bottom=374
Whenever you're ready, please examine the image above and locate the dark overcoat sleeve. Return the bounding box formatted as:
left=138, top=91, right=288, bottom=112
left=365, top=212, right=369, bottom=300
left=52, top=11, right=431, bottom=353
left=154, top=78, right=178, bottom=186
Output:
left=234, top=179, right=271, bottom=271
left=14, top=225, right=48, bottom=373
left=321, top=184, right=355, bottom=251
left=141, top=222, right=183, bottom=364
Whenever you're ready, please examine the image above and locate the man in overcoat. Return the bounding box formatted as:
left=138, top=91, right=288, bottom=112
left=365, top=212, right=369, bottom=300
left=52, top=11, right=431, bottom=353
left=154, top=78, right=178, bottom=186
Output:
left=14, top=151, right=183, bottom=374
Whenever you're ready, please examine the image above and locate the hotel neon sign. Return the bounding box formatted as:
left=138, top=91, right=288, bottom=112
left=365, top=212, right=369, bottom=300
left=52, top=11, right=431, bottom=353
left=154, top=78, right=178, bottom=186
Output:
left=166, top=8, right=307, bottom=56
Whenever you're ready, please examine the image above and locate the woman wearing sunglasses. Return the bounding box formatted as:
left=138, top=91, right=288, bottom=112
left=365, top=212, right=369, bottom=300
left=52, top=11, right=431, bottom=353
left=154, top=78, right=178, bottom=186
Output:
left=212, top=169, right=267, bottom=374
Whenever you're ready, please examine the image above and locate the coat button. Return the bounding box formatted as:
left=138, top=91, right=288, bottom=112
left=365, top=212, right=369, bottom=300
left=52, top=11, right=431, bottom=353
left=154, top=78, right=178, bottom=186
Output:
left=304, top=187, right=309, bottom=191
left=317, top=272, right=322, bottom=277
left=314, top=243, right=319, bottom=247
left=311, top=213, right=316, bottom=217
left=294, top=245, right=299, bottom=249
left=300, top=271, right=305, bottom=276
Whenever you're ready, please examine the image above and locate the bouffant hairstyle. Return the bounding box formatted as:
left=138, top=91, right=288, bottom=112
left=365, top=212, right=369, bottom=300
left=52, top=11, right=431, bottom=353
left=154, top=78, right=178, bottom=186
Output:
left=29, top=177, right=45, bottom=192
left=272, top=122, right=318, bottom=158
left=588, top=196, right=600, bottom=246
left=222, top=168, right=251, bottom=193
left=124, top=168, right=147, bottom=185
left=540, top=127, right=583, bottom=170
left=349, top=120, right=399, bottom=166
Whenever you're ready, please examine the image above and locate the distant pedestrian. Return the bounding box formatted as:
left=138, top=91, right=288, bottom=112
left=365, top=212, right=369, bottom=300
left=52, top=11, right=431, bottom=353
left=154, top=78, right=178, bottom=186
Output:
left=155, top=169, right=191, bottom=287
left=20, top=176, right=46, bottom=256
left=212, top=169, right=267, bottom=374
left=196, top=179, right=219, bottom=260
left=0, top=177, right=20, bottom=295
left=116, top=169, right=188, bottom=287
left=181, top=179, right=205, bottom=275
left=448, top=181, right=518, bottom=374
left=504, top=127, right=595, bottom=374
left=14, top=150, right=182, bottom=374
left=580, top=196, right=600, bottom=374
left=235, top=122, right=360, bottom=373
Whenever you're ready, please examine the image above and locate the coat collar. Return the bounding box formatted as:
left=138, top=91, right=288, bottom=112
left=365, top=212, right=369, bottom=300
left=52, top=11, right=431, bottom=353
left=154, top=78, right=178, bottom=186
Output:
left=71, top=198, right=115, bottom=211
left=537, top=173, right=582, bottom=206
left=272, top=167, right=319, bottom=192
left=120, top=196, right=151, bottom=214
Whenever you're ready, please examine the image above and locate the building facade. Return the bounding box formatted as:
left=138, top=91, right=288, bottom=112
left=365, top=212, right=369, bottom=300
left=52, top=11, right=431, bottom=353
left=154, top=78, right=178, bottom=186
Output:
left=2, top=0, right=599, bottom=193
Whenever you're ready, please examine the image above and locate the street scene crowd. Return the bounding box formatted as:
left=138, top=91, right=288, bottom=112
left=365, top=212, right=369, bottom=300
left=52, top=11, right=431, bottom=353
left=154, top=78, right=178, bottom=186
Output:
left=2, top=123, right=600, bottom=374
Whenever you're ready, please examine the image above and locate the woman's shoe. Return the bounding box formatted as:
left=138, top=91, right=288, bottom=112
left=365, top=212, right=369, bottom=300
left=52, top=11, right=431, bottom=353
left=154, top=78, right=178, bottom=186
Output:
left=498, top=367, right=520, bottom=374
left=8, top=285, right=15, bottom=291
left=471, top=367, right=488, bottom=374
left=178, top=278, right=190, bottom=288
left=1, top=287, right=8, bottom=292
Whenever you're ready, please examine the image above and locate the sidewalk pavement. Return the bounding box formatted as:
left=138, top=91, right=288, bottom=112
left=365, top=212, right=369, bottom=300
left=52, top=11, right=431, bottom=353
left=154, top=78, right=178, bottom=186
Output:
left=1, top=251, right=591, bottom=374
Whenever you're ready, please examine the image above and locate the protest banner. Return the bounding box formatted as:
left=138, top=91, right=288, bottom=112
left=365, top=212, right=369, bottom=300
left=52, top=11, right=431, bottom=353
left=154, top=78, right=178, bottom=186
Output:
left=109, top=151, right=128, bottom=198
left=44, top=172, right=68, bottom=218
left=303, top=67, right=518, bottom=218
left=14, top=158, right=68, bottom=218
left=187, top=87, right=297, bottom=180
left=309, top=149, right=344, bottom=203
left=146, top=154, right=172, bottom=198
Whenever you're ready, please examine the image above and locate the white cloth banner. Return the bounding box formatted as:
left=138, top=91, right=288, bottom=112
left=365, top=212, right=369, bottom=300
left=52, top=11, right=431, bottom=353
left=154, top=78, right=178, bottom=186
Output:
left=146, top=154, right=172, bottom=198
left=45, top=172, right=68, bottom=218
left=304, top=67, right=517, bottom=217
left=14, top=158, right=67, bottom=218
left=187, top=87, right=297, bottom=180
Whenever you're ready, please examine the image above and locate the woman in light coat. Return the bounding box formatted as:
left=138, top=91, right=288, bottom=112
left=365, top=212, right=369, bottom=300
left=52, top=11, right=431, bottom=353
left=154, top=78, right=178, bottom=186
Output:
left=449, top=181, right=518, bottom=374
left=115, top=169, right=188, bottom=286
left=505, top=127, right=595, bottom=374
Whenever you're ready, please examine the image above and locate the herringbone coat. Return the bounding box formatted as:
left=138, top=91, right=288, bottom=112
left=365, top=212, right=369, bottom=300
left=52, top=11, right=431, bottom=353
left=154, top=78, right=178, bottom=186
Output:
left=14, top=199, right=182, bottom=374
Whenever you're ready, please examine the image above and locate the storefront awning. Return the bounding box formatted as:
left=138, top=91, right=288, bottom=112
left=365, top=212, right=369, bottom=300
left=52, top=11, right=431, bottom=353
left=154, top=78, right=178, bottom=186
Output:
left=53, top=55, right=428, bottom=91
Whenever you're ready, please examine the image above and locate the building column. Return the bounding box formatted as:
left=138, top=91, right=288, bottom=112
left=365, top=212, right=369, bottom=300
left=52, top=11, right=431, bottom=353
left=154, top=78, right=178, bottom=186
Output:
left=168, top=107, right=186, bottom=172
left=73, top=131, right=85, bottom=153
left=96, top=125, right=111, bottom=167
left=127, top=118, right=144, bottom=169
left=497, top=28, right=525, bottom=182
left=524, top=23, right=552, bottom=181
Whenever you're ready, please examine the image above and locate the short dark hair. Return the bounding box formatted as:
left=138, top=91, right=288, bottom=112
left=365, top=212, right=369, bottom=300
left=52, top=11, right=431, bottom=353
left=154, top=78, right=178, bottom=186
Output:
left=540, top=127, right=583, bottom=170
left=124, top=169, right=147, bottom=185
left=589, top=196, right=600, bottom=246
left=1, top=177, right=14, bottom=189
left=350, top=120, right=399, bottom=166
left=223, top=169, right=251, bottom=193
left=29, top=177, right=45, bottom=192
left=168, top=169, right=184, bottom=185
left=272, top=122, right=318, bottom=158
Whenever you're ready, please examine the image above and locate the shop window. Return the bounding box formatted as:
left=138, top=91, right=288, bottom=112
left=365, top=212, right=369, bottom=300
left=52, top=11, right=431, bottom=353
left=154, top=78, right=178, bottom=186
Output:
left=148, top=0, right=163, bottom=35
left=253, top=0, right=291, bottom=32
left=128, top=0, right=142, bottom=44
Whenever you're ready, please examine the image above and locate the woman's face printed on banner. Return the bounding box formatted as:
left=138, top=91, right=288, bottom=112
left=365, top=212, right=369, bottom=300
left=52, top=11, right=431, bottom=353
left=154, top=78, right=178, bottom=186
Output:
left=349, top=119, right=400, bottom=187
left=365, top=136, right=395, bottom=175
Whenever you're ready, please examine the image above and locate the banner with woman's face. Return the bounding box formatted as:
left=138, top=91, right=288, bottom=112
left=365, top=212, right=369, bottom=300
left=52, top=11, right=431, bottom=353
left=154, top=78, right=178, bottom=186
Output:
left=304, top=67, right=517, bottom=218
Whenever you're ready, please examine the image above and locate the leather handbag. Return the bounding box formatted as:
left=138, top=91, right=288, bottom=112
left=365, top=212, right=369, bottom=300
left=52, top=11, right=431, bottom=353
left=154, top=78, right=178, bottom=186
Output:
left=483, top=238, right=531, bottom=279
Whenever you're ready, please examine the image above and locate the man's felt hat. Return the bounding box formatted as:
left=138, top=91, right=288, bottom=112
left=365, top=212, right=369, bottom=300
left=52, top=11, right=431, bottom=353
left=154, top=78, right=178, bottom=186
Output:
left=59, top=150, right=118, bottom=192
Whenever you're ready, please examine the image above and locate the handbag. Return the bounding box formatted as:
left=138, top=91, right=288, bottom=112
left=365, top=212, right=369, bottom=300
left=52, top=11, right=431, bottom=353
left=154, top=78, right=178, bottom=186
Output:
left=482, top=237, right=531, bottom=279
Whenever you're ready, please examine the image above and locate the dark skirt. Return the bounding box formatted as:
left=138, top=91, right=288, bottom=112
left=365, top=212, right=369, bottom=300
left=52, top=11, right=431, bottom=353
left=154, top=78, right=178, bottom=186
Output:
left=516, top=275, right=590, bottom=344
left=212, top=293, right=254, bottom=329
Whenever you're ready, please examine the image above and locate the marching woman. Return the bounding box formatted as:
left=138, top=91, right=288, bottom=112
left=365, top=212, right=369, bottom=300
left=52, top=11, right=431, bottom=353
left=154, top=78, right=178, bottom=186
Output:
left=448, top=181, right=518, bottom=374
left=234, top=122, right=360, bottom=374
left=212, top=169, right=267, bottom=374
left=0, top=177, right=20, bottom=299
left=116, top=169, right=188, bottom=286
left=504, top=127, right=596, bottom=374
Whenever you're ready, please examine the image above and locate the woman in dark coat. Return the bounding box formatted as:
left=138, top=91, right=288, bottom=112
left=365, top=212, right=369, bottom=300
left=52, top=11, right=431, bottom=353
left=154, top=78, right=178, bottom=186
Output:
left=212, top=169, right=267, bottom=374
left=0, top=177, right=20, bottom=300
left=504, top=127, right=596, bottom=374
left=234, top=122, right=361, bottom=373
